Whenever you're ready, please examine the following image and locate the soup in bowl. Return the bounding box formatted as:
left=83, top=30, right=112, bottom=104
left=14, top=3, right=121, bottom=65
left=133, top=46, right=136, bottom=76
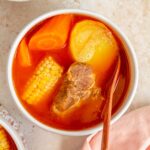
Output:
left=8, top=9, right=138, bottom=136
left=0, top=117, right=25, bottom=149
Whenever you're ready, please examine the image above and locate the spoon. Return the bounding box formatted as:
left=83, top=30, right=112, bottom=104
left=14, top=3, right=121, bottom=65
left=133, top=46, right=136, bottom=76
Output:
left=101, top=56, right=121, bottom=150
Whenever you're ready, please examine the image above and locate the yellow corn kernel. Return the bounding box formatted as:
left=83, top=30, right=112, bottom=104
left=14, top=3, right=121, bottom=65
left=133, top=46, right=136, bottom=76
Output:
left=22, top=56, right=63, bottom=105
left=0, top=127, right=10, bottom=150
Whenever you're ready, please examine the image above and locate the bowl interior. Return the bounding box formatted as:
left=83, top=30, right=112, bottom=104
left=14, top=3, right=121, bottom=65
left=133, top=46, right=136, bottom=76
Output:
left=7, top=9, right=138, bottom=136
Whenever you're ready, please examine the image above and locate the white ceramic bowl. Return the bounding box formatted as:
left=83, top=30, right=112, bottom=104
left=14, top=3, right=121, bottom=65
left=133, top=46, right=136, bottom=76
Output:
left=0, top=116, right=25, bottom=149
left=7, top=9, right=138, bottom=136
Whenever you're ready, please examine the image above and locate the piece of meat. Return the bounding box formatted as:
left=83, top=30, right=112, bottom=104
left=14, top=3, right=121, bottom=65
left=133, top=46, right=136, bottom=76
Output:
left=52, top=62, right=102, bottom=115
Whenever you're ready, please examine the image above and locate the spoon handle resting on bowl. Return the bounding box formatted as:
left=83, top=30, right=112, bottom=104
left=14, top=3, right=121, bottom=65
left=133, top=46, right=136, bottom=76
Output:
left=101, top=56, right=121, bottom=150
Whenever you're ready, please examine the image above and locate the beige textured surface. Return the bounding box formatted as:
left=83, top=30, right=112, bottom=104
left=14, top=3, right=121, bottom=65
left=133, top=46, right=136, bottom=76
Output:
left=0, top=0, right=150, bottom=150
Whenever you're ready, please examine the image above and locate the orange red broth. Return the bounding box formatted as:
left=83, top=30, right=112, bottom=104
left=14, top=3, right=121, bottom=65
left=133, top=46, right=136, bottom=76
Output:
left=7, top=132, right=17, bottom=150
left=1, top=127, right=17, bottom=150
left=12, top=14, right=130, bottom=130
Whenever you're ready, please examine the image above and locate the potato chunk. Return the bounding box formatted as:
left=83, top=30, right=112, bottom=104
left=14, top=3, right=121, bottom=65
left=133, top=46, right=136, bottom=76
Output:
left=70, top=20, right=119, bottom=84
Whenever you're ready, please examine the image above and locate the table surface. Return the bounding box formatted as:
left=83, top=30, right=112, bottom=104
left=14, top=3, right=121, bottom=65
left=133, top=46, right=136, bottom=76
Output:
left=0, top=0, right=150, bottom=150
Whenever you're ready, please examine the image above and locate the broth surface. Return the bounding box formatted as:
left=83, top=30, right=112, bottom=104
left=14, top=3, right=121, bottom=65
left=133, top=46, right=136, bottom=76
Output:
left=12, top=14, right=130, bottom=130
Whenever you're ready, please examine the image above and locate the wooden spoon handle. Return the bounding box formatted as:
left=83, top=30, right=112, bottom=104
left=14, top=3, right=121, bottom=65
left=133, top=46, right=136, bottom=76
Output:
left=101, top=56, right=121, bottom=150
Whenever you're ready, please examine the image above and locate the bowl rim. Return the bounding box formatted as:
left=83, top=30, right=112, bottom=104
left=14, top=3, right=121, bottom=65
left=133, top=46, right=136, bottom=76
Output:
left=0, top=117, right=25, bottom=149
left=7, top=9, right=139, bottom=136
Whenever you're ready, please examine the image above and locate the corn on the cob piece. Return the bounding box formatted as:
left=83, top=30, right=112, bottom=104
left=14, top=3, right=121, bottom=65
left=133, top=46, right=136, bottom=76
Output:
left=0, top=126, right=10, bottom=150
left=22, top=56, right=63, bottom=105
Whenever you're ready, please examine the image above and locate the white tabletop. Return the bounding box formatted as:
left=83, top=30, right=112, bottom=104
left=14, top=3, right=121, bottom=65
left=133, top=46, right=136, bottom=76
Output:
left=0, top=0, right=150, bottom=150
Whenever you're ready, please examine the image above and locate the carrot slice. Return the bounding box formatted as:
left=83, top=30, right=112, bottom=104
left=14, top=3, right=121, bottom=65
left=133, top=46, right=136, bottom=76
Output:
left=17, top=38, right=32, bottom=67
left=70, top=20, right=119, bottom=85
left=29, top=14, right=73, bottom=51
